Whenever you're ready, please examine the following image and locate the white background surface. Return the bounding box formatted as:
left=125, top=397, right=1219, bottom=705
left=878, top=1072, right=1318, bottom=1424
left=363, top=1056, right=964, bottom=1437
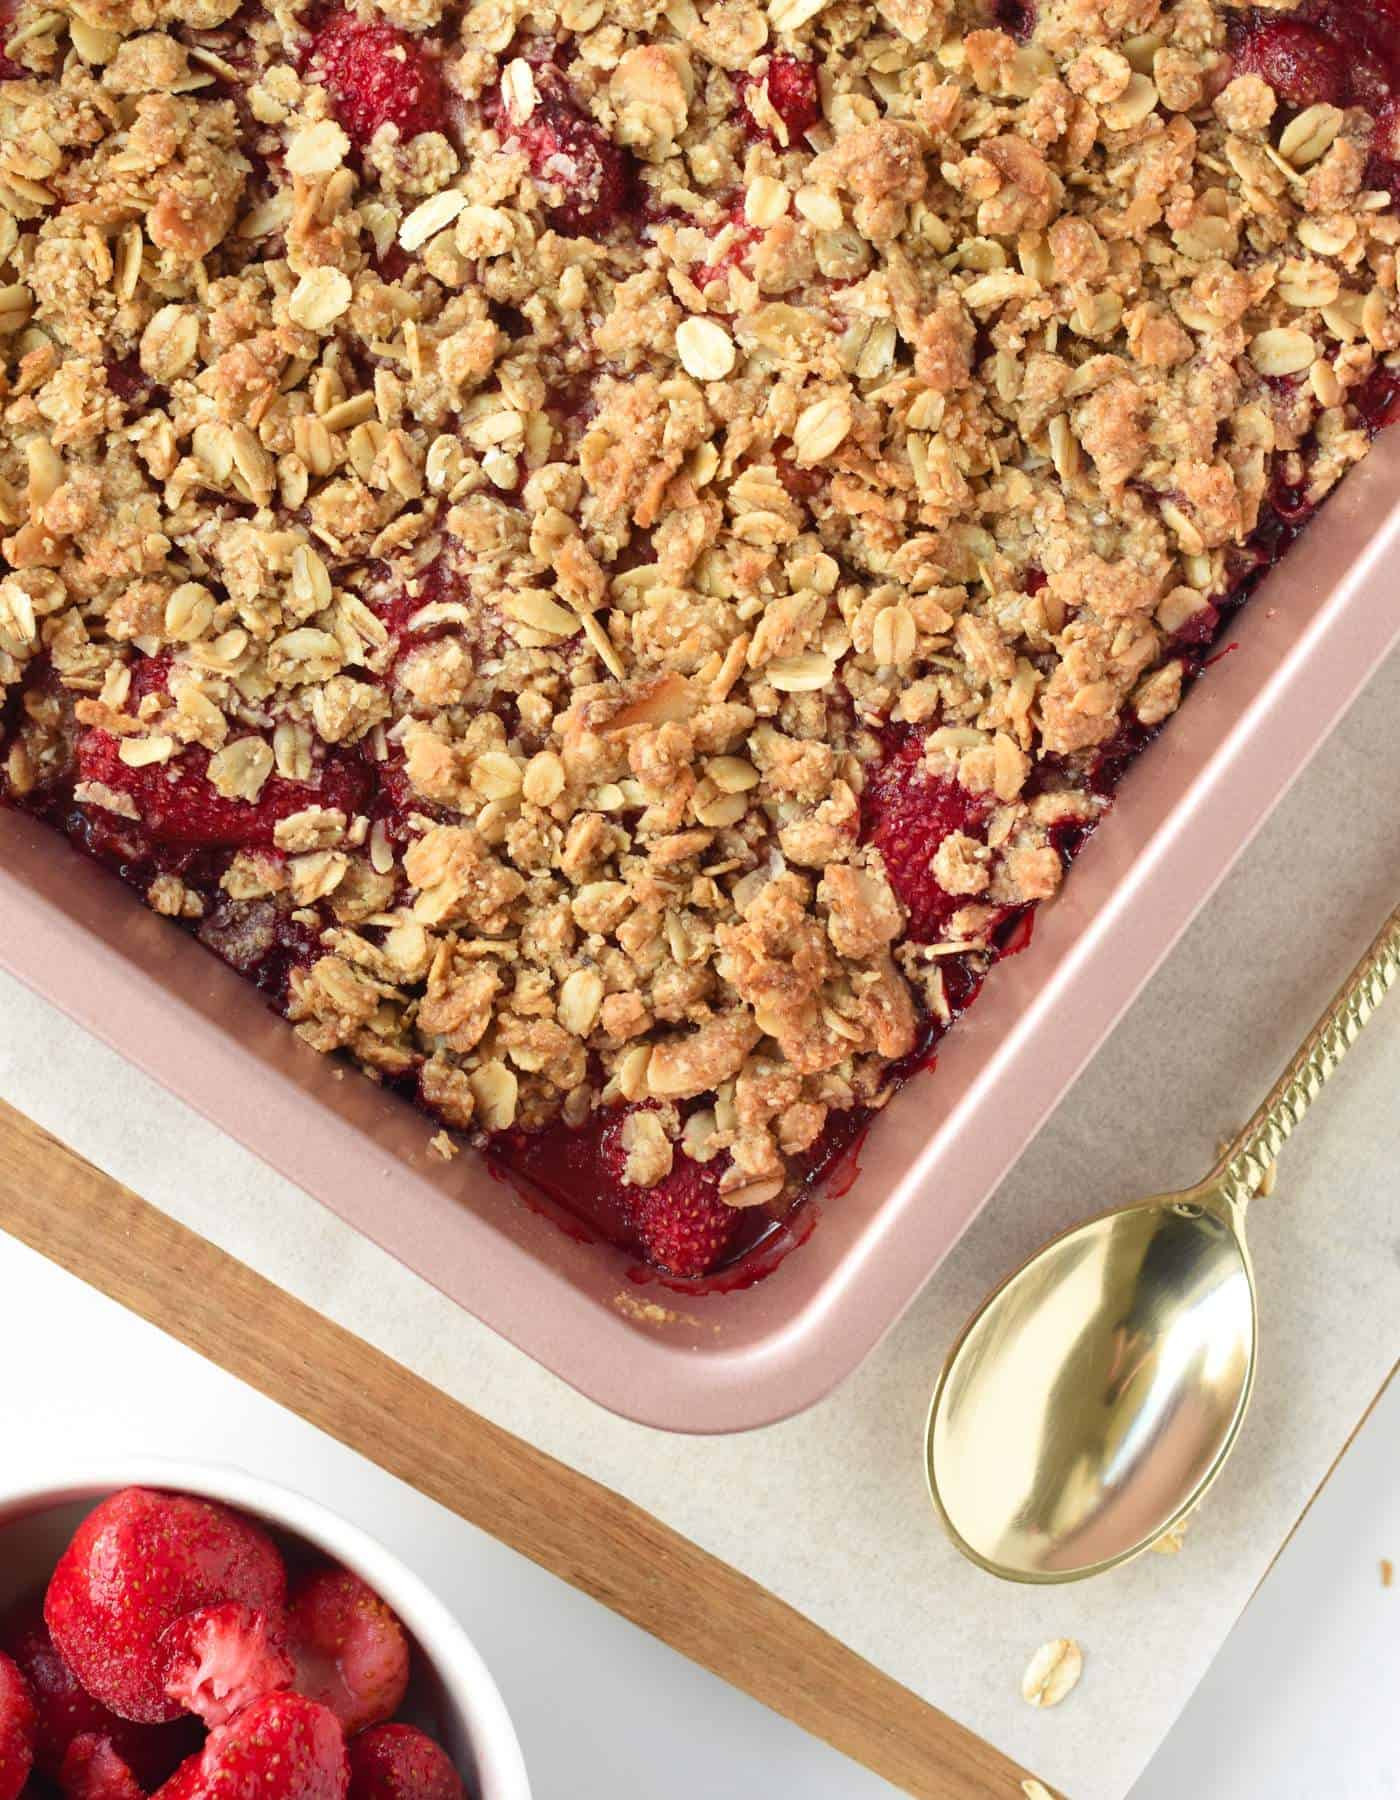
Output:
left=0, top=1241, right=1394, bottom=1800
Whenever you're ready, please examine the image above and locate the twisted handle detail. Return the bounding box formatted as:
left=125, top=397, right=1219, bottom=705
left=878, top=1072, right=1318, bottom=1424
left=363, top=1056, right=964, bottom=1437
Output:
left=1214, top=903, right=1400, bottom=1212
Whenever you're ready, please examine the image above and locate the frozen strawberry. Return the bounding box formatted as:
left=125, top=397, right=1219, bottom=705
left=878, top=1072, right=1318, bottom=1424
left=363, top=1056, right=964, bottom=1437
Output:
left=492, top=65, right=631, bottom=237
left=0, top=1650, right=36, bottom=1800
left=59, top=1736, right=146, bottom=1800
left=1228, top=13, right=1345, bottom=105
left=347, top=1727, right=462, bottom=1800
left=859, top=727, right=993, bottom=942
left=285, top=1571, right=408, bottom=1737
left=304, top=13, right=446, bottom=148
left=45, top=1488, right=288, bottom=1725
left=1, top=1603, right=197, bottom=1787
left=75, top=732, right=370, bottom=850
left=598, top=1111, right=741, bottom=1277
left=739, top=54, right=821, bottom=146
left=153, top=1694, right=347, bottom=1800
left=160, top=1604, right=294, bottom=1729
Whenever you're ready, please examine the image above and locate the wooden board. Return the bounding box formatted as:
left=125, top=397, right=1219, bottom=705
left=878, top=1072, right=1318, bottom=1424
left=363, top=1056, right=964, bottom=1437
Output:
left=0, top=1096, right=1051, bottom=1800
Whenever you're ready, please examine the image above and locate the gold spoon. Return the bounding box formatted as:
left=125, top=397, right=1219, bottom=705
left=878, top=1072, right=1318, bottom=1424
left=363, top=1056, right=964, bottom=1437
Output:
left=925, top=901, right=1400, bottom=1583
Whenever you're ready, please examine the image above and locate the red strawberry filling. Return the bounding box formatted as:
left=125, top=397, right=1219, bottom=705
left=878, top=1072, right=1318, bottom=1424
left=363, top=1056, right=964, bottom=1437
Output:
left=154, top=1693, right=348, bottom=1800
left=859, top=728, right=993, bottom=943
left=303, top=13, right=447, bottom=148
left=492, top=65, right=632, bottom=236
left=285, top=1571, right=408, bottom=1738
left=76, top=732, right=370, bottom=850
left=160, top=1605, right=294, bottom=1730
left=738, top=54, right=821, bottom=146
left=347, top=1726, right=463, bottom=1800
left=0, top=1650, right=36, bottom=1800
left=45, top=1489, right=288, bottom=1725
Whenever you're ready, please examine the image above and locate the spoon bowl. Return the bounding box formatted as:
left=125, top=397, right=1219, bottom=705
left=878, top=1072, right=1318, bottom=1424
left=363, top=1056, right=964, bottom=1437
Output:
left=926, top=1193, right=1257, bottom=1582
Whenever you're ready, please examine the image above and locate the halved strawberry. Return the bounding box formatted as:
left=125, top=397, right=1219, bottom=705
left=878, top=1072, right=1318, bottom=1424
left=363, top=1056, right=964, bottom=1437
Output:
left=347, top=1727, right=463, bottom=1800
left=160, top=1604, right=294, bottom=1729
left=59, top=1735, right=146, bottom=1800
left=598, top=1110, right=741, bottom=1278
left=76, top=732, right=370, bottom=850
left=0, top=1650, right=36, bottom=1800
left=285, top=1571, right=408, bottom=1737
left=153, top=1694, right=347, bottom=1800
left=858, top=727, right=993, bottom=942
left=45, top=1488, right=288, bottom=1724
left=303, top=13, right=447, bottom=148
left=1, top=1602, right=197, bottom=1786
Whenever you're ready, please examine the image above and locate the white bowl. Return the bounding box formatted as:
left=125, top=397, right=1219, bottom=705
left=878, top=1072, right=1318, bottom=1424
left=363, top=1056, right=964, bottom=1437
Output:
left=0, top=1459, right=531, bottom=1800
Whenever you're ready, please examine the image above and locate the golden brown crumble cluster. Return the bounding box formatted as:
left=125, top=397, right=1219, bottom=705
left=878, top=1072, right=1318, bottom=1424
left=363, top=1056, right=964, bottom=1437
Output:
left=0, top=0, right=1397, bottom=1210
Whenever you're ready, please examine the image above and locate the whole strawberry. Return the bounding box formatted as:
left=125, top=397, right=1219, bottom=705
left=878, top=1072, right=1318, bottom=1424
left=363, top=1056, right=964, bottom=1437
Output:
left=286, top=1568, right=409, bottom=1736
left=304, top=13, right=447, bottom=148
left=348, top=1725, right=464, bottom=1800
left=58, top=1733, right=147, bottom=1800
left=45, top=1488, right=289, bottom=1723
left=155, top=1692, right=348, bottom=1800
left=859, top=727, right=992, bottom=943
left=0, top=1649, right=36, bottom=1800
left=599, top=1109, right=742, bottom=1278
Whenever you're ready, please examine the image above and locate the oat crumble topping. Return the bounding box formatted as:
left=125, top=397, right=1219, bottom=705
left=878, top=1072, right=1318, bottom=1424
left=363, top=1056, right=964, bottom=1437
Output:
left=1, top=0, right=1398, bottom=1275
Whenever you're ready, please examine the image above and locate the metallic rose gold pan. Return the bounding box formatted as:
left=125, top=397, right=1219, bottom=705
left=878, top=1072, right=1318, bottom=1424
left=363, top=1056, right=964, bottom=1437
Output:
left=2, top=435, right=1399, bottom=1434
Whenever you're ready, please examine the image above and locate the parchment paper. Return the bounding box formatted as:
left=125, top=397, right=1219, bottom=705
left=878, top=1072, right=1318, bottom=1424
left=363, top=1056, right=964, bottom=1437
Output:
left=5, top=646, right=1399, bottom=1800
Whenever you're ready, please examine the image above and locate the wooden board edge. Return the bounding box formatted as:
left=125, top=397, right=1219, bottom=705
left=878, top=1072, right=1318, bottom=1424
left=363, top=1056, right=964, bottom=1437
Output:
left=0, top=1096, right=1055, bottom=1800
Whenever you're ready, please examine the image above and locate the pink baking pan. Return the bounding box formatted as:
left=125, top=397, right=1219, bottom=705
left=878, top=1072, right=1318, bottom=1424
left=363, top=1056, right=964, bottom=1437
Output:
left=2, top=433, right=1399, bottom=1434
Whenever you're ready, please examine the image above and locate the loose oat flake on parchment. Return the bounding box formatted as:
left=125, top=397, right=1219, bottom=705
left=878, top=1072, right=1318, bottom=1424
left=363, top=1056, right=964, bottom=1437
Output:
left=1021, top=1637, right=1084, bottom=1709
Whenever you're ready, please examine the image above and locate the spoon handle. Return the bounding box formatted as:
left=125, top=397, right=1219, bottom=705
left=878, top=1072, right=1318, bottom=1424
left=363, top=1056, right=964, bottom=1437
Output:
left=1213, top=902, right=1400, bottom=1211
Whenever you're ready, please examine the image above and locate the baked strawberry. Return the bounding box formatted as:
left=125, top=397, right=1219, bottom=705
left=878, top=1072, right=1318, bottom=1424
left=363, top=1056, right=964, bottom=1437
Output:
left=285, top=1571, right=408, bottom=1737
left=160, top=1604, right=294, bottom=1729
left=75, top=732, right=370, bottom=850
left=304, top=13, right=447, bottom=148
left=598, top=1111, right=741, bottom=1278
left=45, top=1488, right=288, bottom=1725
left=1227, top=12, right=1345, bottom=105
left=153, top=1694, right=347, bottom=1800
left=0, top=0, right=23, bottom=80
left=59, top=1735, right=147, bottom=1800
left=1, top=1603, right=197, bottom=1787
left=0, top=1650, right=36, bottom=1800
left=347, top=1727, right=463, bottom=1800
left=493, top=66, right=631, bottom=237
left=990, top=0, right=1034, bottom=41
left=859, top=727, right=993, bottom=942
left=739, top=54, right=821, bottom=146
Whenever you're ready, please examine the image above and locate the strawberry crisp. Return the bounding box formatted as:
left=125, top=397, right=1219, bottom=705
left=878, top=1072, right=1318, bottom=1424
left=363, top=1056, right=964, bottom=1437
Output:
left=1, top=1486, right=467, bottom=1800
left=1, top=0, right=1399, bottom=1277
